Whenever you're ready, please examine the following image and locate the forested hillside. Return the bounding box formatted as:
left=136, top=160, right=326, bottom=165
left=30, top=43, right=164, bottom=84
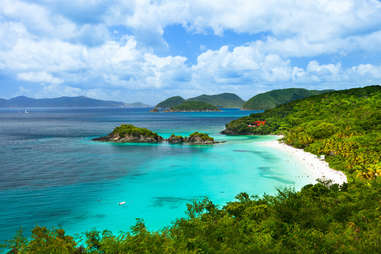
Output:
left=225, top=85, right=380, bottom=179
left=188, top=93, right=245, bottom=108
left=242, top=88, right=333, bottom=110
left=155, top=96, right=185, bottom=109
left=168, top=100, right=220, bottom=112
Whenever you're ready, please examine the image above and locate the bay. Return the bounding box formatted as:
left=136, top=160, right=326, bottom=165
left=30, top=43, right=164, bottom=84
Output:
left=0, top=108, right=311, bottom=241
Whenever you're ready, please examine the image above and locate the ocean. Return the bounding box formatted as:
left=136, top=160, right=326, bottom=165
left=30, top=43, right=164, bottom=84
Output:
left=0, top=108, right=312, bottom=241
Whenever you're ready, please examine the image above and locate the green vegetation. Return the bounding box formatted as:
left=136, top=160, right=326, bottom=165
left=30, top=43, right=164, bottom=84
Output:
left=225, top=85, right=381, bottom=179
left=155, top=96, right=185, bottom=109
left=169, top=134, right=184, bottom=140
left=154, top=93, right=244, bottom=111
left=111, top=124, right=161, bottom=140
left=3, top=180, right=381, bottom=253
left=169, top=100, right=220, bottom=111
left=188, top=132, right=214, bottom=142
left=92, top=124, right=163, bottom=143
left=188, top=93, right=245, bottom=108
left=168, top=132, right=216, bottom=144
left=242, top=88, right=333, bottom=110
left=3, top=86, right=381, bottom=253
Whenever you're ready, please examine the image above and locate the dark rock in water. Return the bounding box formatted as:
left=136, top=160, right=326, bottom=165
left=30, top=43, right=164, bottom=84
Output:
left=150, top=107, right=159, bottom=112
left=167, top=132, right=222, bottom=145
left=186, top=132, right=216, bottom=144
left=168, top=134, right=185, bottom=144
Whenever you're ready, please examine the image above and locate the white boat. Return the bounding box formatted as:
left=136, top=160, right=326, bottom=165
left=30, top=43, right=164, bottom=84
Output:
left=118, top=201, right=126, bottom=206
left=24, top=109, right=30, bottom=114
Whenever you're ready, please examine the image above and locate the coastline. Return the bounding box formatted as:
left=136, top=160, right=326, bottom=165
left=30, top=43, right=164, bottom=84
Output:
left=257, top=136, right=347, bottom=185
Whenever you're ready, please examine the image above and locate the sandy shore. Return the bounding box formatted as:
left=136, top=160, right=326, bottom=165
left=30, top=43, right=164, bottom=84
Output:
left=258, top=137, right=347, bottom=185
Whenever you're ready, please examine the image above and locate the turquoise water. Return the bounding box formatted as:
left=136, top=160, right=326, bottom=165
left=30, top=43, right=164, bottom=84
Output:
left=0, top=108, right=312, bottom=241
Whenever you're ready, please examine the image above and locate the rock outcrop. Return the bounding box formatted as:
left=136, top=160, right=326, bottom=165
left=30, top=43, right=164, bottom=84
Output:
left=93, top=124, right=222, bottom=145
left=93, top=124, right=163, bottom=143
left=167, top=134, right=185, bottom=144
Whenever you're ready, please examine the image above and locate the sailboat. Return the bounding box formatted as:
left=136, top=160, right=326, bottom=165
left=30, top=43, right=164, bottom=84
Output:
left=24, top=109, right=30, bottom=114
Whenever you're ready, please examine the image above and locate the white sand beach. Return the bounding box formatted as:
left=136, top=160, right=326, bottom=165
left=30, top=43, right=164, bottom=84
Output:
left=258, top=137, right=347, bottom=185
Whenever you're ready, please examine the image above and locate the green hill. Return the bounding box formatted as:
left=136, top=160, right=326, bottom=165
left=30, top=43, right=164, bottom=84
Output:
left=242, top=88, right=333, bottom=110
left=224, top=85, right=381, bottom=179
left=168, top=100, right=220, bottom=112
left=188, top=93, right=245, bottom=108
left=155, top=96, right=185, bottom=109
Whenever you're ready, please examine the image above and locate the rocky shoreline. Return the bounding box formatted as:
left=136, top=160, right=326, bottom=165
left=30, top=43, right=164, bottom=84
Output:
left=93, top=124, right=222, bottom=145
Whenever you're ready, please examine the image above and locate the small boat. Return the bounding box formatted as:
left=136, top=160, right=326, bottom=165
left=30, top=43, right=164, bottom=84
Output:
left=118, top=201, right=126, bottom=206
left=24, top=109, right=30, bottom=114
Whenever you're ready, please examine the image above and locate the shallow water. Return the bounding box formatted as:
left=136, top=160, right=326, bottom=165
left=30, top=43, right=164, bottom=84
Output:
left=0, top=108, right=312, bottom=241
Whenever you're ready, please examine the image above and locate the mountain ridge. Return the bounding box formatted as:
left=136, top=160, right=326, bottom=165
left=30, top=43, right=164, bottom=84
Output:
left=243, top=88, right=334, bottom=110
left=154, top=93, right=245, bottom=110
left=0, top=96, right=151, bottom=108
left=187, top=93, right=245, bottom=108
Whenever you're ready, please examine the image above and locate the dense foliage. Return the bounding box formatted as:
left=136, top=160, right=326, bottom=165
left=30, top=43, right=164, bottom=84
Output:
left=188, top=132, right=215, bottom=142
left=169, top=100, right=220, bottom=111
left=225, top=86, right=381, bottom=179
left=188, top=93, right=245, bottom=108
left=112, top=124, right=161, bottom=139
left=155, top=96, right=185, bottom=109
left=3, top=180, right=381, bottom=253
left=168, top=132, right=215, bottom=144
left=242, top=88, right=333, bottom=110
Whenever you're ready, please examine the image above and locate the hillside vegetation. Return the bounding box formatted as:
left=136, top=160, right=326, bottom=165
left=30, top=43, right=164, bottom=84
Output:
left=168, top=100, right=220, bottom=112
left=188, top=93, right=245, bottom=108
left=243, top=88, right=333, bottom=110
left=224, top=85, right=381, bottom=179
left=3, top=180, right=380, bottom=253
left=154, top=93, right=244, bottom=110
left=155, top=96, right=185, bottom=109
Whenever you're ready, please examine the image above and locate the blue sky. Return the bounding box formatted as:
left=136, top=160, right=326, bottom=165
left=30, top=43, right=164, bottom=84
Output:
left=1, top=0, right=381, bottom=104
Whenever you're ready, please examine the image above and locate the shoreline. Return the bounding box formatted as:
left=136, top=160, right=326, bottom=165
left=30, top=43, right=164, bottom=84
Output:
left=257, top=136, right=347, bottom=185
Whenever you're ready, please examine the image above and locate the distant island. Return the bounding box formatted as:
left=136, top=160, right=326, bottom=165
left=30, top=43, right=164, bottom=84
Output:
left=152, top=90, right=334, bottom=112
left=152, top=93, right=244, bottom=112
left=187, top=93, right=244, bottom=108
left=0, top=96, right=151, bottom=108
left=155, top=96, right=185, bottom=109
left=242, top=88, right=333, bottom=110
left=165, top=100, right=220, bottom=112
left=93, top=124, right=220, bottom=144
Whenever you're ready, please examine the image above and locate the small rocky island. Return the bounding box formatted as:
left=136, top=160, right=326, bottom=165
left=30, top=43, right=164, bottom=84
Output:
left=168, top=132, right=219, bottom=144
left=93, top=124, right=164, bottom=143
left=93, top=124, right=221, bottom=144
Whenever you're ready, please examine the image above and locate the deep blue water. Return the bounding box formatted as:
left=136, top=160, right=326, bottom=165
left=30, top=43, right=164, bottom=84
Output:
left=0, top=108, right=311, bottom=242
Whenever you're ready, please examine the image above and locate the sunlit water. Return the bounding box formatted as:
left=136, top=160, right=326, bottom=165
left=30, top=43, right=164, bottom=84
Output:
left=0, top=108, right=313, bottom=241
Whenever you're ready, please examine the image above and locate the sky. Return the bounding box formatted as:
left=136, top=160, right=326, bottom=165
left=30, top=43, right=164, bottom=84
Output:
left=1, top=0, right=381, bottom=104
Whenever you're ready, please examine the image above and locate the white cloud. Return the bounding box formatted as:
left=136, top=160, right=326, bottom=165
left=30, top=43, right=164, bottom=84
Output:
left=17, top=72, right=63, bottom=84
left=191, top=44, right=381, bottom=89
left=350, top=64, right=381, bottom=79
left=100, top=0, right=381, bottom=55
left=1, top=0, right=381, bottom=102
